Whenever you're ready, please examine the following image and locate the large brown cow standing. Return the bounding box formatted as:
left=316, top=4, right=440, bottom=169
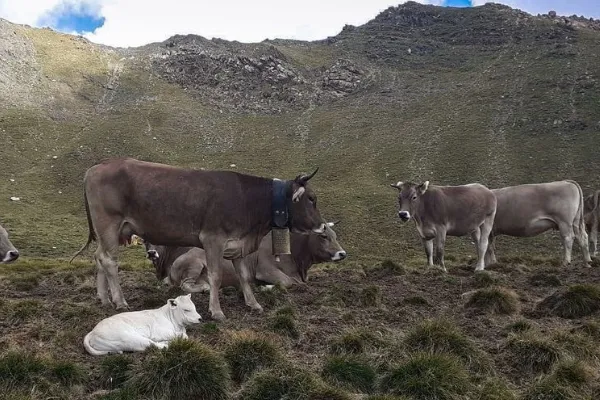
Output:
left=486, top=180, right=592, bottom=267
left=390, top=181, right=497, bottom=272
left=70, top=158, right=326, bottom=320
left=583, top=189, right=600, bottom=257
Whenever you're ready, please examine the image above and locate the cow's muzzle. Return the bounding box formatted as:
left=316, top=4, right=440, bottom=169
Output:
left=146, top=250, right=159, bottom=261
left=2, top=250, right=19, bottom=263
left=331, top=250, right=347, bottom=261
left=398, top=211, right=410, bottom=222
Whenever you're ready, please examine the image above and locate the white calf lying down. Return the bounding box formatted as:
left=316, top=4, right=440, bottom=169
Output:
left=83, top=294, right=202, bottom=355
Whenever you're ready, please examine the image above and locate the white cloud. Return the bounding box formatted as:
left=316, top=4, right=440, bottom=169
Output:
left=0, top=0, right=442, bottom=47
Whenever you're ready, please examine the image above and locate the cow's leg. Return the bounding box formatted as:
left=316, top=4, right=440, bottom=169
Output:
left=485, top=233, right=497, bottom=265
left=476, top=215, right=494, bottom=271
left=231, top=258, right=263, bottom=313
left=203, top=245, right=226, bottom=321
left=591, top=220, right=598, bottom=257
left=558, top=223, right=575, bottom=266
left=573, top=218, right=592, bottom=264
left=422, top=238, right=434, bottom=267
left=93, top=225, right=128, bottom=310
left=434, top=230, right=447, bottom=272
left=93, top=250, right=111, bottom=306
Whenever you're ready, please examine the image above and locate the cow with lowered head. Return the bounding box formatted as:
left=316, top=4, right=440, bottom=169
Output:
left=70, top=158, right=326, bottom=320
left=83, top=294, right=201, bottom=355
left=390, top=181, right=497, bottom=272
left=144, top=222, right=346, bottom=293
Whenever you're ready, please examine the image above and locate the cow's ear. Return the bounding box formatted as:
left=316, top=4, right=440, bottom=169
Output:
left=418, top=181, right=430, bottom=195
left=292, top=186, right=306, bottom=202
left=168, top=299, right=177, bottom=307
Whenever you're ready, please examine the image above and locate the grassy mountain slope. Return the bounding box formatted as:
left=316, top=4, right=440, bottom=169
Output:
left=0, top=2, right=599, bottom=263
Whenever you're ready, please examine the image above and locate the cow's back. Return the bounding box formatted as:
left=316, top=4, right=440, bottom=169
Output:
left=492, top=181, right=580, bottom=235
left=420, top=184, right=496, bottom=236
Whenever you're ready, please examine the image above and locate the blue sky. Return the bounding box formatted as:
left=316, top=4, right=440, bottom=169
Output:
left=0, top=0, right=598, bottom=47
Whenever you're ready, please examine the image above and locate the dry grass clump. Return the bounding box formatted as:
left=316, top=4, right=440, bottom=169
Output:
left=464, top=286, right=520, bottom=315
left=329, top=329, right=382, bottom=355
left=403, top=318, right=490, bottom=373
left=505, top=333, right=562, bottom=374
left=379, top=353, right=472, bottom=400
left=268, top=306, right=300, bottom=339
left=127, top=338, right=229, bottom=400
left=536, top=284, right=600, bottom=318
left=224, top=330, right=281, bottom=383
left=322, top=355, right=376, bottom=393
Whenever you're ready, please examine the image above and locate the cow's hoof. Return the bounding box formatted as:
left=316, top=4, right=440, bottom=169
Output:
left=250, top=304, right=264, bottom=313
left=115, top=303, right=130, bottom=311
left=211, top=311, right=226, bottom=321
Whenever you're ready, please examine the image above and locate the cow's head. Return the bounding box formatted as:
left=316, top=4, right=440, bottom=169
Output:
left=0, top=224, right=19, bottom=263
left=167, top=294, right=202, bottom=325
left=288, top=169, right=326, bottom=234
left=390, top=181, right=429, bottom=222
left=144, top=242, right=160, bottom=262
left=307, top=221, right=347, bottom=262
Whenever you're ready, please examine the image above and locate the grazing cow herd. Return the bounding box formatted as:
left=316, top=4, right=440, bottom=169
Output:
left=0, top=157, right=599, bottom=355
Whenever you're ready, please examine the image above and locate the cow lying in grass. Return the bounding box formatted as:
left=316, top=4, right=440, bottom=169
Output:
left=144, top=223, right=346, bottom=293
left=83, top=294, right=202, bottom=355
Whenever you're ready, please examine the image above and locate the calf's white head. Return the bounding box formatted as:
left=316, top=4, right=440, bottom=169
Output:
left=167, top=294, right=202, bottom=325
left=390, top=181, right=430, bottom=222
left=0, top=224, right=19, bottom=263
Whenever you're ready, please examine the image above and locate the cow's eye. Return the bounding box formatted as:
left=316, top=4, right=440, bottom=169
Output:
left=411, top=195, right=417, bottom=201
left=320, top=234, right=327, bottom=239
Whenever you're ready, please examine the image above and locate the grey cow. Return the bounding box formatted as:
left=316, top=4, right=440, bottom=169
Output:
left=486, top=180, right=592, bottom=266
left=0, top=222, right=19, bottom=263
left=70, top=158, right=327, bottom=320
left=583, top=189, right=600, bottom=257
left=144, top=222, right=346, bottom=292
left=390, top=181, right=497, bottom=272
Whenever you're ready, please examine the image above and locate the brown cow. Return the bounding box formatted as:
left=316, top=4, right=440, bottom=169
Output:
left=70, top=158, right=326, bottom=320
left=390, top=181, right=497, bottom=272
left=485, top=180, right=592, bottom=266
left=584, top=189, right=600, bottom=256
left=144, top=222, right=346, bottom=292
left=0, top=222, right=19, bottom=263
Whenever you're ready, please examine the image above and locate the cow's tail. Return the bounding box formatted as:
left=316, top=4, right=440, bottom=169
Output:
left=69, top=188, right=96, bottom=264
left=83, top=332, right=107, bottom=356
left=593, top=190, right=600, bottom=214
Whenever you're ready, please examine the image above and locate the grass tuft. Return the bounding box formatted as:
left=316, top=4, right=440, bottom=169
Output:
left=224, top=330, right=281, bottom=383
left=464, top=286, right=520, bottom=315
left=522, top=378, right=581, bottom=400
left=403, top=318, right=488, bottom=372
left=50, top=360, right=86, bottom=386
left=529, top=273, right=562, bottom=287
left=402, top=296, right=430, bottom=306
left=572, top=321, right=600, bottom=340
left=361, top=285, right=381, bottom=307
left=472, top=271, right=499, bottom=288
left=505, top=333, right=562, bottom=374
left=536, top=284, right=600, bottom=318
left=8, top=273, right=41, bottom=291
left=128, top=337, right=229, bottom=400
left=268, top=311, right=299, bottom=339
left=7, top=299, right=42, bottom=325
left=552, top=360, right=594, bottom=385
left=0, top=351, right=47, bottom=391
left=200, top=322, right=220, bottom=335
left=239, top=364, right=350, bottom=400
left=379, top=353, right=472, bottom=400
left=505, top=320, right=533, bottom=334
left=477, top=378, right=516, bottom=400
left=329, top=329, right=380, bottom=355
left=100, top=354, right=133, bottom=389
left=322, top=355, right=376, bottom=393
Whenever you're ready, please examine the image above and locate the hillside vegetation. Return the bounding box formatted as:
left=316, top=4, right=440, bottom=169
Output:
left=0, top=2, right=599, bottom=262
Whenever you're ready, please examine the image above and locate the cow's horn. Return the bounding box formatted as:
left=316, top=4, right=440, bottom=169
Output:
left=328, top=220, right=341, bottom=226
left=301, top=167, right=319, bottom=182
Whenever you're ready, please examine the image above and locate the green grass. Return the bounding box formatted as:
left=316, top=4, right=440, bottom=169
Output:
left=224, top=330, right=281, bottom=383
left=379, top=353, right=472, bottom=399
left=100, top=355, right=134, bottom=389
left=127, top=338, right=229, bottom=400
left=403, top=319, right=490, bottom=373
left=322, top=355, right=377, bottom=393
left=329, top=329, right=381, bottom=355
left=268, top=311, right=300, bottom=339
left=476, top=378, right=517, bottom=400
